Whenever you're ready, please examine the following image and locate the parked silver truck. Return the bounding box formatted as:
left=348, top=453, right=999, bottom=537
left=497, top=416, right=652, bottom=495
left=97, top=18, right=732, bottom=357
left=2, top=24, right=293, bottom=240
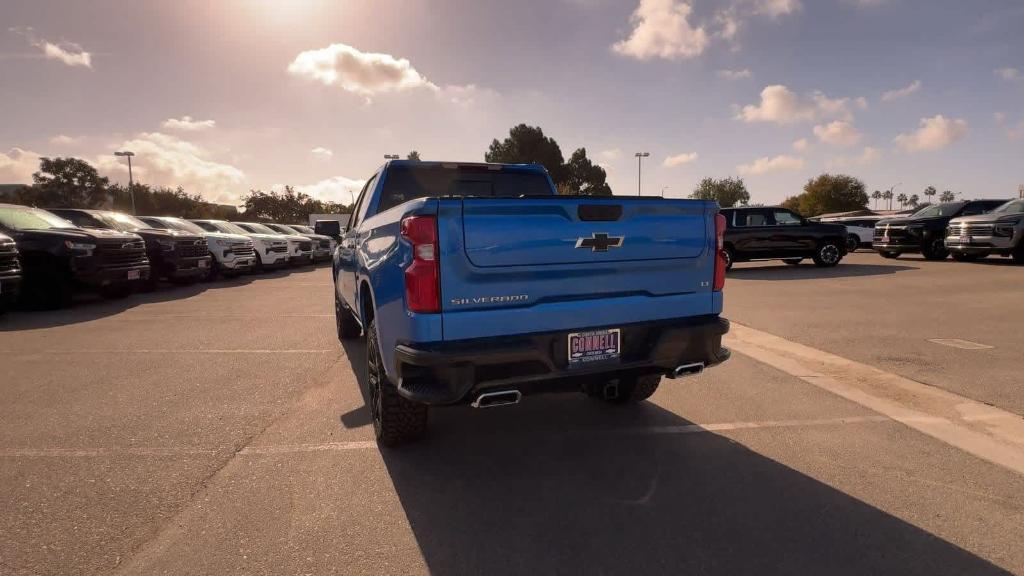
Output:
left=945, top=198, right=1024, bottom=262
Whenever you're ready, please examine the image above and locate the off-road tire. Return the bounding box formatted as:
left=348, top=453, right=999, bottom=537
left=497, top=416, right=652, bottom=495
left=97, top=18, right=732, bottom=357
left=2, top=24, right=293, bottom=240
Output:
left=846, top=234, right=859, bottom=253
left=205, top=259, right=221, bottom=282
left=812, top=241, right=842, bottom=267
left=601, top=374, right=662, bottom=405
left=367, top=320, right=427, bottom=446
left=1012, top=244, right=1024, bottom=264
left=23, top=264, right=73, bottom=310
left=921, top=238, right=949, bottom=261
left=783, top=258, right=803, bottom=266
left=335, top=291, right=361, bottom=340
left=723, top=247, right=735, bottom=271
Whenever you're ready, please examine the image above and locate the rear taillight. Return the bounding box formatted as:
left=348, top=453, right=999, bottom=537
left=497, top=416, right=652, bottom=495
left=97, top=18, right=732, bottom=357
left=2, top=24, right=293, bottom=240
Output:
left=400, top=215, right=440, bottom=313
left=713, top=213, right=726, bottom=291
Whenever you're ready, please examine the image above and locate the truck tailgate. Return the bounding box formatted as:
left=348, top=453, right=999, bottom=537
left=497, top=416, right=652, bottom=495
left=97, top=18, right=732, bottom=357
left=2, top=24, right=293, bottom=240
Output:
left=438, top=197, right=720, bottom=340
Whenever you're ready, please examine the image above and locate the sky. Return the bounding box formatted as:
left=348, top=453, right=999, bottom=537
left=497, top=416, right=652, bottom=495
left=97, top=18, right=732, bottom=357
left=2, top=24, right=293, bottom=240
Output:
left=1, top=0, right=1022, bottom=206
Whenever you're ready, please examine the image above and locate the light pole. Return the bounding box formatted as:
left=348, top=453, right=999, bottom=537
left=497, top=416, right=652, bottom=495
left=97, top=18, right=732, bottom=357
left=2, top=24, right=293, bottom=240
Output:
left=384, top=154, right=400, bottom=160
left=635, top=152, right=649, bottom=196
left=114, top=151, right=136, bottom=215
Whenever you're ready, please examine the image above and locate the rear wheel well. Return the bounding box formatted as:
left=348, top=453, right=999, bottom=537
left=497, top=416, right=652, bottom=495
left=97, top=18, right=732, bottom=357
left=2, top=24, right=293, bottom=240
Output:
left=819, top=236, right=845, bottom=248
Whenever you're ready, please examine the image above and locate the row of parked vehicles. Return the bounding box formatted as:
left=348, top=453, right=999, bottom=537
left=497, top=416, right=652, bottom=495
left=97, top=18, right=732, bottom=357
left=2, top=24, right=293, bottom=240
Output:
left=820, top=198, right=1023, bottom=262
left=0, top=203, right=337, bottom=312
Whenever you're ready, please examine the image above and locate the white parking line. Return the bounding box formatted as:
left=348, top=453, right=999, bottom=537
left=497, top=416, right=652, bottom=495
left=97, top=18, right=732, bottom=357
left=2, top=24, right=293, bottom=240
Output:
left=726, top=322, right=1024, bottom=475
left=928, top=338, right=995, bottom=350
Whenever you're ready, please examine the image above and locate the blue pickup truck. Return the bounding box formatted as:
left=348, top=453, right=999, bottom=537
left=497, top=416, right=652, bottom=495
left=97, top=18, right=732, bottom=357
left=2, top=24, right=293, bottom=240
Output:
left=333, top=160, right=730, bottom=445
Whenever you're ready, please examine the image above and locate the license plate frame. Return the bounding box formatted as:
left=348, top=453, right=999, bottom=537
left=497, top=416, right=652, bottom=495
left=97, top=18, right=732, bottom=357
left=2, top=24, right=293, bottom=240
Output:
left=127, top=270, right=141, bottom=280
left=568, top=328, right=621, bottom=368
left=199, top=259, right=209, bottom=269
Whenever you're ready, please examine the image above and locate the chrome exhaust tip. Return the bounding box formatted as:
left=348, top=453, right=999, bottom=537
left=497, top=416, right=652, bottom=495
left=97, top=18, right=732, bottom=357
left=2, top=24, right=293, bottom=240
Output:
left=471, top=390, right=522, bottom=409
left=670, top=362, right=705, bottom=379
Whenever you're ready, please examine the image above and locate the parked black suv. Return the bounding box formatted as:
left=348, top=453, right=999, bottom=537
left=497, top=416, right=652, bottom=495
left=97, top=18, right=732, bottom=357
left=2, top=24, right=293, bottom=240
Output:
left=0, top=232, right=22, bottom=313
left=0, top=203, right=151, bottom=308
left=720, top=206, right=848, bottom=269
left=873, top=200, right=1007, bottom=260
left=51, top=209, right=211, bottom=285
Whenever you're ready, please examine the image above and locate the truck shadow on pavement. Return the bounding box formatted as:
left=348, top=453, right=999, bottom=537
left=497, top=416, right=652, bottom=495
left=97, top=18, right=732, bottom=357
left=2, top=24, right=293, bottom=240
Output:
left=338, top=341, right=1010, bottom=576
left=728, top=262, right=916, bottom=281
left=0, top=273, right=259, bottom=331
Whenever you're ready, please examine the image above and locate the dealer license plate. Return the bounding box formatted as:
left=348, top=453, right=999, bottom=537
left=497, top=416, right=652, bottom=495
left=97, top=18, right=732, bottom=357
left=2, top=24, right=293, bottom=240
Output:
left=568, top=328, right=621, bottom=367
left=127, top=270, right=141, bottom=280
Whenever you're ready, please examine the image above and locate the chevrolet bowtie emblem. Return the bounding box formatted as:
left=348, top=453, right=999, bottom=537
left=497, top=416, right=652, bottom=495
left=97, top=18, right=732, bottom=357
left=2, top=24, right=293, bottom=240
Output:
left=575, top=233, right=624, bottom=252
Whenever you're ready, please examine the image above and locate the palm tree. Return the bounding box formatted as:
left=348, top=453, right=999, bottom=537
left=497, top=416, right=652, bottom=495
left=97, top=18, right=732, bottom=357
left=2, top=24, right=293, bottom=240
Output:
left=940, top=190, right=955, bottom=203
left=871, top=190, right=882, bottom=209
left=924, top=186, right=937, bottom=202
left=882, top=190, right=893, bottom=210
left=896, top=193, right=908, bottom=208
left=908, top=194, right=920, bottom=208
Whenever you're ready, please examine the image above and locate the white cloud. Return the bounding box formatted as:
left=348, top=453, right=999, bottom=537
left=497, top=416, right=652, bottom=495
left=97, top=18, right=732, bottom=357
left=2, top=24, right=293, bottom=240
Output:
left=0, top=147, right=42, bottom=184
left=893, top=115, right=969, bottom=152
left=737, top=154, right=804, bottom=175
left=663, top=152, right=698, bottom=167
left=161, top=116, right=216, bottom=132
left=598, top=148, right=622, bottom=162
left=310, top=147, right=334, bottom=159
left=288, top=176, right=367, bottom=204
left=752, top=0, right=802, bottom=18
left=9, top=26, right=92, bottom=68
left=994, top=67, right=1021, bottom=82
left=49, top=134, right=80, bottom=146
left=827, top=146, right=882, bottom=169
left=717, top=68, right=752, bottom=79
left=994, top=112, right=1024, bottom=140
left=288, top=43, right=438, bottom=98
left=881, top=80, right=921, bottom=101
left=96, top=132, right=245, bottom=203
left=813, top=120, right=862, bottom=147
left=736, top=85, right=855, bottom=124
left=713, top=8, right=741, bottom=40
left=792, top=138, right=810, bottom=152
left=612, top=0, right=709, bottom=60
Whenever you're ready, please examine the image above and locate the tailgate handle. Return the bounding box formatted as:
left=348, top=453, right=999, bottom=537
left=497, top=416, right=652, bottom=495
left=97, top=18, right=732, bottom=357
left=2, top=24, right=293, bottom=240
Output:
left=578, top=205, right=622, bottom=222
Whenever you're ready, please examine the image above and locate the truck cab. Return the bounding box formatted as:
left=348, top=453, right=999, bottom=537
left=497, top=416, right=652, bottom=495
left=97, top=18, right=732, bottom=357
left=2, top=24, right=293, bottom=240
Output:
left=333, top=161, right=730, bottom=445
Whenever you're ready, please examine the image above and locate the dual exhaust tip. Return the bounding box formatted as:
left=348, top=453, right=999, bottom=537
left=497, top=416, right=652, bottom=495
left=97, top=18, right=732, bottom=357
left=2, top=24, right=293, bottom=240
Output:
left=469, top=362, right=705, bottom=409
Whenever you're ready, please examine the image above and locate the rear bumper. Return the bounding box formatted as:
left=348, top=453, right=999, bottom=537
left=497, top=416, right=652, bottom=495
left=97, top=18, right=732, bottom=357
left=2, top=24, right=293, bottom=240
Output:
left=393, top=315, right=730, bottom=405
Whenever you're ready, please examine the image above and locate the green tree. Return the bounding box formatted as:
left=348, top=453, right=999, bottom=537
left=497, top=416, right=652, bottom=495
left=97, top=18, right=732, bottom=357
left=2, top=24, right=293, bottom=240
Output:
left=17, top=157, right=109, bottom=208
left=940, top=190, right=955, bottom=202
left=923, top=186, right=937, bottom=202
left=406, top=150, right=421, bottom=161
left=782, top=174, right=868, bottom=217
left=690, top=177, right=750, bottom=207
left=871, top=190, right=882, bottom=209
left=241, top=186, right=352, bottom=223
left=562, top=148, right=612, bottom=196
left=896, top=192, right=908, bottom=208
left=908, top=194, right=920, bottom=208
left=485, top=124, right=566, bottom=184
left=882, top=189, right=893, bottom=209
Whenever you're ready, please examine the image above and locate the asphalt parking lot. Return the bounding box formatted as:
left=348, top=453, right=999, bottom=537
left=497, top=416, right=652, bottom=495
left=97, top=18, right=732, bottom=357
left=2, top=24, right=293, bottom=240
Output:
left=1, top=253, right=1023, bottom=575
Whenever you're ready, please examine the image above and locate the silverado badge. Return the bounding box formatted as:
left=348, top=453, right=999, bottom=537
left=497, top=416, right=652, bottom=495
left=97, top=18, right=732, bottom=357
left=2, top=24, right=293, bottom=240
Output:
left=575, top=233, right=624, bottom=252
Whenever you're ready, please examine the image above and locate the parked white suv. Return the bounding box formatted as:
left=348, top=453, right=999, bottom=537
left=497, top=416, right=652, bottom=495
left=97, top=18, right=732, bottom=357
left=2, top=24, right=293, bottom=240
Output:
left=237, top=222, right=313, bottom=265
left=139, top=216, right=256, bottom=279
left=265, top=223, right=334, bottom=262
left=818, top=216, right=885, bottom=252
left=191, top=219, right=290, bottom=271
